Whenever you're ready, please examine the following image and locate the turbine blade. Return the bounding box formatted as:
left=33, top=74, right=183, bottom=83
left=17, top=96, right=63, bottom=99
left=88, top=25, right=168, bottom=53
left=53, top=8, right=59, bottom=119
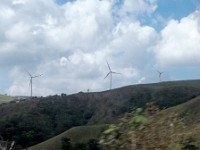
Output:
left=157, top=70, right=164, bottom=74
left=104, top=72, right=110, bottom=79
left=106, top=61, right=111, bottom=71
left=156, top=70, right=160, bottom=74
left=27, top=71, right=32, bottom=77
left=112, top=71, right=121, bottom=75
left=32, top=74, right=43, bottom=78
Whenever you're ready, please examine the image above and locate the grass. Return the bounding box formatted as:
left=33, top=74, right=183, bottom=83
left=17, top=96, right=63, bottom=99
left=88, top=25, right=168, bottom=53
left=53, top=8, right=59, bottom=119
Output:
left=163, top=95, right=200, bottom=123
left=28, top=124, right=107, bottom=150
left=100, top=100, right=200, bottom=149
left=159, top=96, right=200, bottom=147
left=0, top=95, right=14, bottom=104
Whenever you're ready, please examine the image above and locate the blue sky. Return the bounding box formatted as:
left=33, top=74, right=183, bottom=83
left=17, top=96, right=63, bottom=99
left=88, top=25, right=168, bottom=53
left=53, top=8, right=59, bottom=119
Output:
left=56, top=0, right=74, bottom=5
left=0, top=0, right=200, bottom=96
left=156, top=0, right=197, bottom=19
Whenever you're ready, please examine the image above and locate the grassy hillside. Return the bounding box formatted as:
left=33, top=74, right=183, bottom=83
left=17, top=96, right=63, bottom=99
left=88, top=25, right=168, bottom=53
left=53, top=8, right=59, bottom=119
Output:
left=178, top=96, right=200, bottom=145
left=148, top=96, right=200, bottom=147
left=168, top=95, right=200, bottom=126
left=1, top=80, right=200, bottom=148
left=0, top=95, right=14, bottom=104
left=28, top=125, right=107, bottom=150
left=29, top=95, right=200, bottom=150
left=100, top=96, right=200, bottom=149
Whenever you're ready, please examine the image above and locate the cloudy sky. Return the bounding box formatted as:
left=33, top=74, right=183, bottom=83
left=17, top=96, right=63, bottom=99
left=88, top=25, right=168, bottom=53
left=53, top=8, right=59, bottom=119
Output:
left=0, top=0, right=200, bottom=96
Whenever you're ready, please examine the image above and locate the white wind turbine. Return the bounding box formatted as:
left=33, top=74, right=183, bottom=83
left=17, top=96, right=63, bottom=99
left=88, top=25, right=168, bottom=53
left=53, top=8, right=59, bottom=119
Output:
left=157, top=70, right=164, bottom=82
left=104, top=61, right=121, bottom=90
left=27, top=71, right=43, bottom=97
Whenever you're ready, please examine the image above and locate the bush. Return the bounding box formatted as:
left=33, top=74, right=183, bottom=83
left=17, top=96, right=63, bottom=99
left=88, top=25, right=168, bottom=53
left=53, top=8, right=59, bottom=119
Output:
left=61, top=137, right=100, bottom=150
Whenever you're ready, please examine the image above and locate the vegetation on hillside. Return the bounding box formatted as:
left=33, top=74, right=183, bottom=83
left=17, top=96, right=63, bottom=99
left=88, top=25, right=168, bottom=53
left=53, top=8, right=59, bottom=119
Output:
left=28, top=125, right=107, bottom=150
left=61, top=138, right=100, bottom=150
left=0, top=96, right=92, bottom=149
left=30, top=96, right=200, bottom=150
left=1, top=80, right=200, bottom=149
left=100, top=103, right=199, bottom=150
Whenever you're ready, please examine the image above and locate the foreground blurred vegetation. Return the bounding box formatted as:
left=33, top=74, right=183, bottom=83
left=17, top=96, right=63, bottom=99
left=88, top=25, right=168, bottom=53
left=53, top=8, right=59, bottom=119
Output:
left=100, top=103, right=199, bottom=150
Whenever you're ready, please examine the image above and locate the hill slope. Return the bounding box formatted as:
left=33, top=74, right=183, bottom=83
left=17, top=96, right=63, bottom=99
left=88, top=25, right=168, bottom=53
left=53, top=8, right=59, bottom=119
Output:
left=30, top=94, right=200, bottom=150
left=1, top=80, right=200, bottom=148
left=99, top=96, right=200, bottom=149
left=28, top=125, right=107, bottom=150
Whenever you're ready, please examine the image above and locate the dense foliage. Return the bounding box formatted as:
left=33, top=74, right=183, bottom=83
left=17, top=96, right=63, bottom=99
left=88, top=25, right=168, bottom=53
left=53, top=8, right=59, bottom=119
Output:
left=61, top=138, right=100, bottom=150
left=0, top=95, right=94, bottom=149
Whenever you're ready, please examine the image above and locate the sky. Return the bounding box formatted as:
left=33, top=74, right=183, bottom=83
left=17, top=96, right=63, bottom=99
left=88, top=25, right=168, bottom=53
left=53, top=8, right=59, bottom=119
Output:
left=0, top=0, right=200, bottom=96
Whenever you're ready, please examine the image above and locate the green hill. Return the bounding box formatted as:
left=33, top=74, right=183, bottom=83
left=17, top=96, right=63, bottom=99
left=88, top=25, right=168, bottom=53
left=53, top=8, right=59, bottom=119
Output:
left=1, top=80, right=200, bottom=149
left=29, top=95, right=200, bottom=150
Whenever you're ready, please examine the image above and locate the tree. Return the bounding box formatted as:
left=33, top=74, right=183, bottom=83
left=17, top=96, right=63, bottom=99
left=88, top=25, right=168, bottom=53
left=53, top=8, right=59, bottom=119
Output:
left=61, top=137, right=73, bottom=150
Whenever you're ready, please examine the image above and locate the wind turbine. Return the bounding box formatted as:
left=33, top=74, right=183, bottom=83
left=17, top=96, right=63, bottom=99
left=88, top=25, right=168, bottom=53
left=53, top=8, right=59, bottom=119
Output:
left=104, top=61, right=121, bottom=90
left=157, top=70, right=164, bottom=82
left=27, top=72, right=43, bottom=98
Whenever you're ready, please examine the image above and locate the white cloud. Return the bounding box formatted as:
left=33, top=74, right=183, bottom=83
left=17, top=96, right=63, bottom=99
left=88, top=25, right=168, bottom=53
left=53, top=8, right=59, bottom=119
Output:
left=110, top=21, right=158, bottom=69
left=0, top=6, right=15, bottom=19
left=154, top=10, right=200, bottom=67
left=12, top=0, right=26, bottom=5
left=138, top=77, right=146, bottom=84
left=2, top=0, right=159, bottom=96
left=119, top=67, right=138, bottom=78
left=5, top=22, right=31, bottom=42
left=59, top=57, right=69, bottom=66
left=120, top=0, right=157, bottom=15
left=2, top=0, right=198, bottom=96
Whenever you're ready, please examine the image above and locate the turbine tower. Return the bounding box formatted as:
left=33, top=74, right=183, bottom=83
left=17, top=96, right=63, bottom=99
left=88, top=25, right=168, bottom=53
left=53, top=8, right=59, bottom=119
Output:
left=104, top=61, right=121, bottom=90
left=27, top=72, right=43, bottom=98
left=157, top=70, right=164, bottom=82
